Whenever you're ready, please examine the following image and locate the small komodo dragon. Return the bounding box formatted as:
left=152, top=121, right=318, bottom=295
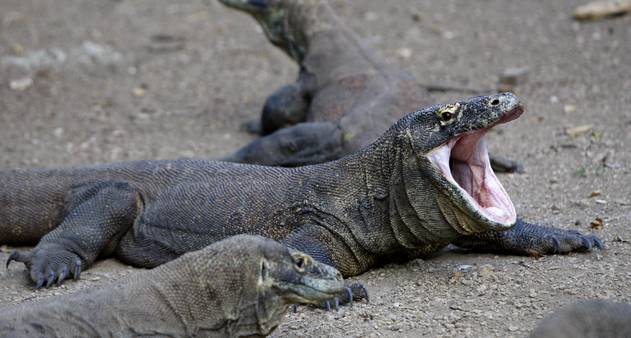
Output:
left=220, top=0, right=522, bottom=172
left=529, top=299, right=631, bottom=338
left=2, top=93, right=601, bottom=289
left=0, top=235, right=346, bottom=338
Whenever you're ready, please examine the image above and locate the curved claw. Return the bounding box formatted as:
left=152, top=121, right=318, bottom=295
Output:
left=6, top=251, right=19, bottom=270
left=334, top=297, right=339, bottom=311
left=325, top=301, right=331, bottom=311
left=35, top=278, right=44, bottom=290
left=592, top=236, right=605, bottom=250
left=57, top=266, right=69, bottom=286
left=349, top=282, right=370, bottom=303
left=45, top=270, right=56, bottom=288
left=73, top=260, right=82, bottom=280
left=550, top=236, right=561, bottom=254
left=346, top=287, right=354, bottom=307
left=580, top=236, right=592, bottom=251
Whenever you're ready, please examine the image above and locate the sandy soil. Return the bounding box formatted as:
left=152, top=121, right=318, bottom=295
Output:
left=0, top=0, right=630, bottom=337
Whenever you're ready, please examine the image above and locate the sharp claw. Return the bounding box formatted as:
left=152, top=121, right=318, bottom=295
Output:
left=292, top=304, right=297, bottom=313
left=593, top=237, right=605, bottom=250
left=359, top=284, right=369, bottom=303
left=6, top=252, right=18, bottom=270
left=45, top=271, right=56, bottom=288
left=346, top=287, right=353, bottom=307
left=35, top=279, right=44, bottom=289
left=57, top=266, right=69, bottom=286
left=551, top=236, right=561, bottom=254
left=334, top=297, right=339, bottom=311
left=73, top=260, right=82, bottom=280
left=325, top=301, right=331, bottom=311
left=580, top=236, right=592, bottom=251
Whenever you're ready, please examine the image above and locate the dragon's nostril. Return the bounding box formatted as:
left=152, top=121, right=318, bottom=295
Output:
left=490, top=99, right=500, bottom=106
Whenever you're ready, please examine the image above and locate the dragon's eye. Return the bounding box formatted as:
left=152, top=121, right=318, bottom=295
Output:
left=294, top=256, right=306, bottom=271
left=436, top=103, right=460, bottom=125
left=440, top=111, right=454, bottom=121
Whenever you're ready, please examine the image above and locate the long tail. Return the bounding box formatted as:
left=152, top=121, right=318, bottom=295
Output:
left=0, top=168, right=87, bottom=245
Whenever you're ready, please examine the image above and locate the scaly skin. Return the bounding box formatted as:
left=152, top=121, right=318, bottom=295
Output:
left=1, top=93, right=601, bottom=289
left=220, top=0, right=522, bottom=172
left=530, top=300, right=631, bottom=338
left=0, top=235, right=346, bottom=338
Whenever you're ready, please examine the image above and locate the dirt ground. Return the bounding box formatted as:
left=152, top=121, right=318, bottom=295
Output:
left=0, top=0, right=630, bottom=337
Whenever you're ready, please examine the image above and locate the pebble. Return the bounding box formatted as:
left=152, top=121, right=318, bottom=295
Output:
left=498, top=67, right=529, bottom=91
left=9, top=77, right=33, bottom=91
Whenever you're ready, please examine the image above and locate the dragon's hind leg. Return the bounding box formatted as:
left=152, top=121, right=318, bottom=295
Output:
left=6, top=182, right=140, bottom=288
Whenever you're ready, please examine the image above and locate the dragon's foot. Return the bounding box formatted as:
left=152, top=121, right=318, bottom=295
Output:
left=318, top=282, right=369, bottom=311
left=454, top=219, right=604, bottom=257
left=6, top=243, right=83, bottom=288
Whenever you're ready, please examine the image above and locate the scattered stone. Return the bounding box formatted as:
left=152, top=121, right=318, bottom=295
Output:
left=590, top=217, right=604, bottom=229
left=589, top=190, right=602, bottom=198
left=498, top=67, right=529, bottom=91
left=573, top=0, right=631, bottom=21
left=146, top=34, right=186, bottom=53
left=563, top=104, right=577, bottom=113
left=133, top=84, right=148, bottom=97
left=9, top=77, right=33, bottom=91
left=565, top=125, right=593, bottom=138
left=396, top=48, right=413, bottom=59
left=594, top=199, right=607, bottom=205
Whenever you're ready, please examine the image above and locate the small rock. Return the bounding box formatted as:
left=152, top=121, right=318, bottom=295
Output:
left=132, top=87, right=146, bottom=97
left=589, top=190, right=602, bottom=198
left=456, top=264, right=474, bottom=272
left=364, top=11, right=378, bottom=21
left=396, top=48, right=413, bottom=59
left=573, top=0, right=631, bottom=21
left=590, top=217, right=604, bottom=229
left=9, top=77, right=33, bottom=91
left=53, top=127, right=64, bottom=138
left=594, top=199, right=607, bottom=205
left=563, top=104, right=577, bottom=113
left=550, top=96, right=559, bottom=103
left=498, top=67, right=529, bottom=91
left=508, top=325, right=519, bottom=332
left=566, top=125, right=593, bottom=138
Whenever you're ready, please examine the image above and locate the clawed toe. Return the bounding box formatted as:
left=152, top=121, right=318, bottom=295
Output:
left=5, top=246, right=84, bottom=288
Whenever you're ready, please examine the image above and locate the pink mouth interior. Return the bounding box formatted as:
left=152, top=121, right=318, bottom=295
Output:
left=428, top=129, right=517, bottom=225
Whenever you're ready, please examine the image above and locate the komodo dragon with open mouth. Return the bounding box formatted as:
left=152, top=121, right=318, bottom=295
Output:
left=2, top=93, right=601, bottom=290
left=0, top=235, right=346, bottom=338
left=220, top=0, right=522, bottom=173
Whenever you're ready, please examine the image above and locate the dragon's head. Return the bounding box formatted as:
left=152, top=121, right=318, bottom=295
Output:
left=389, top=92, right=523, bottom=234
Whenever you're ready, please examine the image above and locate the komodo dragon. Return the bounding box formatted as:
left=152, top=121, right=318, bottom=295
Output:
left=0, top=235, right=346, bottom=338
left=2, top=93, right=601, bottom=289
left=530, top=299, right=631, bottom=338
left=220, top=0, right=522, bottom=172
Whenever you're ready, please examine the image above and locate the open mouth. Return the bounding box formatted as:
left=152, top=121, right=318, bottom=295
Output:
left=427, top=106, right=523, bottom=226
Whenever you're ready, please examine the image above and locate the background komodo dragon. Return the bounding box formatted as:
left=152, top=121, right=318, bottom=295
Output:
left=220, top=0, right=522, bottom=173
left=529, top=299, right=631, bottom=338
left=0, top=235, right=346, bottom=338
left=1, top=93, right=601, bottom=290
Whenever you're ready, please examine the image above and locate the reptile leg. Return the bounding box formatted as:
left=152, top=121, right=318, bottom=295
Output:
left=6, top=182, right=139, bottom=288
left=224, top=121, right=344, bottom=166
left=452, top=218, right=604, bottom=256
left=284, top=225, right=370, bottom=307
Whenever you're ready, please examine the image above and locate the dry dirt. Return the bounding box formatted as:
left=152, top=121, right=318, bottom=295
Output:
left=1, top=0, right=630, bottom=337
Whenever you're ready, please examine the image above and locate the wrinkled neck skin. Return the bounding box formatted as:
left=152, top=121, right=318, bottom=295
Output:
left=324, top=126, right=486, bottom=255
